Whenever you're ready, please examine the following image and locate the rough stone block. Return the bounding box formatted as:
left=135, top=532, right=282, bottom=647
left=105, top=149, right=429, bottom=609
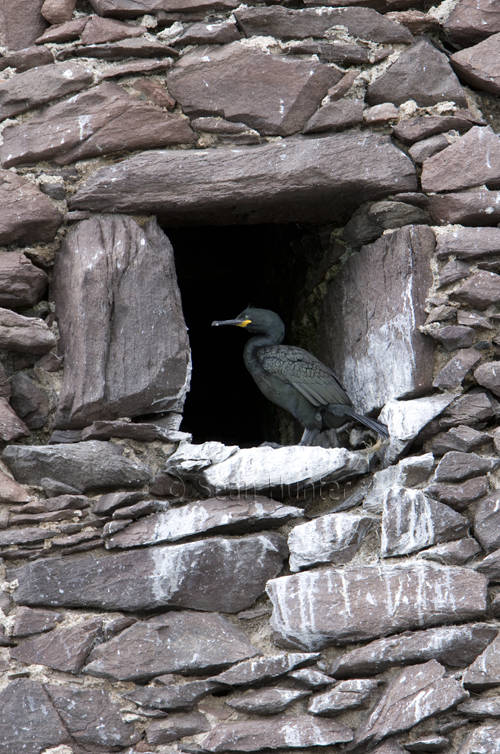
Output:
left=288, top=513, right=373, bottom=571
left=0, top=171, right=62, bottom=246
left=422, top=127, right=500, bottom=193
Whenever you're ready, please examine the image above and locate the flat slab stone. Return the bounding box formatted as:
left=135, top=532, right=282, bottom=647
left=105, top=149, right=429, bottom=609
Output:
left=367, top=39, right=467, bottom=107
left=201, top=716, right=353, bottom=752
left=457, top=724, right=500, bottom=754
left=317, top=225, right=435, bottom=415
left=126, top=680, right=223, bottom=711
left=0, top=251, right=47, bottom=308
left=451, top=33, right=500, bottom=96
left=434, top=451, right=499, bottom=482
left=463, top=634, right=500, bottom=688
left=69, top=134, right=416, bottom=226
left=436, top=226, right=500, bottom=259
left=90, top=0, right=240, bottom=13
left=12, top=606, right=63, bottom=636
left=10, top=617, right=102, bottom=673
left=330, top=623, right=498, bottom=677
left=51, top=215, right=190, bottom=429
left=0, top=170, right=62, bottom=246
left=422, top=127, right=500, bottom=193
left=352, top=660, right=468, bottom=748
left=146, top=712, right=209, bottom=745
left=417, top=538, right=482, bottom=565
left=267, top=563, right=487, bottom=650
left=393, top=115, right=473, bottom=145
left=83, top=612, right=260, bottom=681
left=0, top=680, right=70, bottom=754
left=1, top=81, right=194, bottom=168
left=227, top=687, right=310, bottom=715
left=167, top=42, right=337, bottom=137
left=433, top=348, right=482, bottom=390
left=105, top=496, right=302, bottom=548
left=10, top=533, right=287, bottom=613
left=302, top=99, right=364, bottom=134
left=288, top=513, right=373, bottom=571
left=0, top=62, right=92, bottom=121
left=2, top=441, right=151, bottom=493
left=308, top=679, right=378, bottom=715
left=475, top=492, right=500, bottom=551
left=234, top=6, right=413, bottom=43
left=429, top=191, right=500, bottom=225
left=381, top=488, right=469, bottom=557
left=452, top=270, right=500, bottom=309
left=458, top=696, right=500, bottom=718
left=444, top=0, right=500, bottom=45
left=209, top=652, right=320, bottom=687
left=59, top=37, right=177, bottom=60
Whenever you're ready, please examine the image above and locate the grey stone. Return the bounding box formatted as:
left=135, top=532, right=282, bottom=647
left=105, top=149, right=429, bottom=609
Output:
left=417, top=538, right=482, bottom=565
left=476, top=547, right=500, bottom=580
left=302, top=100, right=364, bottom=134
left=367, top=39, right=467, bottom=107
left=10, top=618, right=102, bottom=673
left=381, top=488, right=469, bottom=557
left=458, top=310, right=493, bottom=328
left=111, top=499, right=163, bottom=520
left=2, top=441, right=151, bottom=493
left=0, top=170, right=62, bottom=246
left=0, top=62, right=92, bottom=121
left=0, top=309, right=56, bottom=355
left=267, top=563, right=487, bottom=650
left=93, top=490, right=145, bottom=516
left=475, top=361, right=500, bottom=397
left=146, top=712, right=209, bottom=745
left=126, top=680, right=224, bottom=711
left=105, top=496, right=302, bottom=548
left=47, top=685, right=140, bottom=748
left=432, top=325, right=475, bottom=351
left=404, top=739, right=449, bottom=752
left=393, top=115, right=473, bottom=145
left=0, top=252, right=47, bottom=308
left=464, top=635, right=500, bottom=688
left=330, top=623, right=497, bottom=677
left=227, top=687, right=310, bottom=715
left=84, top=612, right=260, bottom=681
left=12, top=606, right=63, bottom=636
left=0, top=45, right=53, bottom=72
left=343, top=201, right=431, bottom=247
left=288, top=668, right=334, bottom=688
left=457, top=723, right=500, bottom=754
left=69, top=134, right=417, bottom=226
left=51, top=215, right=190, bottom=428
left=317, top=225, right=435, bottom=415
left=234, top=7, right=413, bottom=43
left=308, top=679, right=379, bottom=715
left=0, top=526, right=59, bottom=547
left=458, top=697, right=500, bottom=718
left=81, top=419, right=189, bottom=443
left=287, top=513, right=374, bottom=571
left=432, top=426, right=491, bottom=455
left=436, top=226, right=500, bottom=260
left=475, top=492, right=500, bottom=552
left=202, top=716, right=353, bottom=752
left=444, top=0, right=500, bottom=45
left=210, top=652, right=320, bottom=687
left=409, top=134, right=450, bottom=164
left=0, top=397, right=29, bottom=442
left=167, top=42, right=337, bottom=137
left=177, top=21, right=240, bottom=45
left=433, top=348, right=482, bottom=389
left=10, top=372, right=50, bottom=430
left=10, top=533, right=287, bottom=613
left=434, top=451, right=499, bottom=483
left=452, top=271, right=500, bottom=309
left=430, top=191, right=500, bottom=226
left=422, top=127, right=500, bottom=193
left=439, top=389, right=498, bottom=428
left=0, top=680, right=70, bottom=754
left=1, top=81, right=195, bottom=168
left=438, top=259, right=471, bottom=286
left=451, top=32, right=500, bottom=96
left=352, top=660, right=468, bottom=748
left=363, top=454, right=435, bottom=516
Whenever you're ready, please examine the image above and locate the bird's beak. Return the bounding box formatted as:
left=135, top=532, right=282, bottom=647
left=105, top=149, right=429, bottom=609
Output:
left=212, top=318, right=251, bottom=327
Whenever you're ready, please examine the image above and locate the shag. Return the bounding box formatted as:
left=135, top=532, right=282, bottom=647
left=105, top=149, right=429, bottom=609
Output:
left=212, top=307, right=388, bottom=446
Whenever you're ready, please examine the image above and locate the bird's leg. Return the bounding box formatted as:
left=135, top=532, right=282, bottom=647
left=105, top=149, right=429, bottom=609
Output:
left=299, top=428, right=319, bottom=446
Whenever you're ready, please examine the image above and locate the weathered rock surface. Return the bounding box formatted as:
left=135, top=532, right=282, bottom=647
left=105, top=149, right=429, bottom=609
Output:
left=0, top=679, right=70, bottom=754
left=474, top=491, right=500, bottom=552
left=288, top=513, right=373, bottom=571
left=51, top=215, right=190, bottom=428
left=444, top=0, right=500, bottom=45
left=84, top=612, right=260, bottom=681
left=432, top=325, right=475, bottom=351
left=381, top=488, right=469, bottom=557
left=417, top=538, right=482, bottom=565
left=10, top=533, right=287, bottom=612
left=317, top=225, right=435, bottom=414
left=0, top=252, right=47, bottom=308
left=289, top=668, right=333, bottom=688
left=2, top=441, right=151, bottom=492
left=69, top=134, right=417, bottom=226
left=433, top=348, right=481, bottom=389
left=12, top=606, right=63, bottom=636
left=430, top=191, right=500, bottom=225
left=0, top=309, right=56, bottom=355
left=434, top=451, right=499, bottom=482
left=363, top=453, right=435, bottom=515
left=10, top=617, right=102, bottom=673
left=167, top=42, right=337, bottom=137
left=409, top=134, right=450, bottom=165
left=1, top=82, right=195, bottom=168
left=302, top=99, right=364, bottom=134
left=209, top=652, right=320, bottom=687
left=47, top=685, right=140, bottom=748
left=202, top=716, right=354, bottom=752
left=0, top=526, right=59, bottom=547
left=331, top=624, right=497, bottom=677
left=440, top=389, right=498, bottom=428
left=457, top=723, right=500, bottom=754
left=0, top=62, right=92, bottom=121
left=0, top=0, right=47, bottom=51
left=439, top=259, right=471, bottom=287
left=451, top=33, right=500, bottom=96
left=0, top=170, right=62, bottom=246
left=10, top=372, right=50, bottom=430
left=227, top=687, right=310, bottom=715
left=267, top=563, right=487, bottom=650
left=0, top=469, right=30, bottom=504
left=367, top=39, right=467, bottom=107
left=458, top=696, right=500, bottom=718
left=0, top=398, right=29, bottom=442
left=436, top=226, right=500, bottom=259
left=81, top=15, right=145, bottom=44
left=352, top=660, right=468, bottom=748
left=452, top=270, right=500, bottom=309
left=106, top=496, right=302, bottom=548
left=177, top=20, right=240, bottom=45
left=463, top=634, right=500, bottom=688
left=126, top=680, right=223, bottom=711
left=308, top=679, right=379, bottom=715
left=343, top=200, right=431, bottom=248
left=476, top=547, right=500, bottom=580
left=235, top=6, right=413, bottom=43
left=422, top=127, right=500, bottom=193
left=379, top=396, right=457, bottom=460
left=146, top=712, right=210, bottom=744
left=393, top=115, right=473, bottom=145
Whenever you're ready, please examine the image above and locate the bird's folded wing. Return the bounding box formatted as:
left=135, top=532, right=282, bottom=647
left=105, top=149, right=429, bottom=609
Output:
left=258, top=346, right=353, bottom=407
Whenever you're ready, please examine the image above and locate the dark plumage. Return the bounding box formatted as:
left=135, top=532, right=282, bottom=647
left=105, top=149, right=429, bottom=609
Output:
left=212, top=307, right=388, bottom=446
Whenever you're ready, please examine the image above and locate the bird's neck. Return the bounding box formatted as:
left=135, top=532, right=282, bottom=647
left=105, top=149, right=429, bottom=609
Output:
left=243, top=333, right=280, bottom=372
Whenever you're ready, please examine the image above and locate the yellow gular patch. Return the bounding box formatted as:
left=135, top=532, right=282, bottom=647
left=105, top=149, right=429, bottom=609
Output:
left=238, top=319, right=252, bottom=327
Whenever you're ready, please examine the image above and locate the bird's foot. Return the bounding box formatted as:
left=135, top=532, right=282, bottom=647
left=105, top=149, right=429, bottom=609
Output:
left=361, top=435, right=389, bottom=456
left=259, top=441, right=282, bottom=449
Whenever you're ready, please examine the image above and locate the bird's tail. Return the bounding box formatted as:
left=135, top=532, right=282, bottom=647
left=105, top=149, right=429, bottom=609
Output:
left=324, top=404, right=389, bottom=438
left=350, top=410, right=389, bottom=438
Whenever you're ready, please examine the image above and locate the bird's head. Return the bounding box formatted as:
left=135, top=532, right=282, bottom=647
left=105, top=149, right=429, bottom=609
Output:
left=212, top=307, right=285, bottom=341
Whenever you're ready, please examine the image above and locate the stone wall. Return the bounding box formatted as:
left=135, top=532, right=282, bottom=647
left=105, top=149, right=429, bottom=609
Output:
left=3, top=0, right=500, bottom=753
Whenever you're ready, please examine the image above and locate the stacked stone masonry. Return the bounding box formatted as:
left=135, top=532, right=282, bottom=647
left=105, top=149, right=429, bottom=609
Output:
left=6, top=0, right=500, bottom=752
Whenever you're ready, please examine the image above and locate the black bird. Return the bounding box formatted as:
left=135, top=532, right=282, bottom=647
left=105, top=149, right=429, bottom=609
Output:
left=212, top=307, right=388, bottom=446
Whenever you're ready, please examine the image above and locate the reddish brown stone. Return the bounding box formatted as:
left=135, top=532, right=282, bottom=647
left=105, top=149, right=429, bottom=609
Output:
left=393, top=115, right=473, bottom=145
left=367, top=39, right=467, bottom=108
left=0, top=398, right=29, bottom=442
left=90, top=0, right=239, bottom=13
left=409, top=135, right=449, bottom=165
left=439, top=259, right=471, bottom=286
left=202, top=717, right=353, bottom=751
left=434, top=349, right=482, bottom=389
left=0, top=680, right=70, bottom=753
left=421, top=127, right=500, bottom=193
left=99, top=58, right=173, bottom=78
left=364, top=103, right=399, bottom=124
left=286, top=41, right=376, bottom=66
left=81, top=15, right=145, bottom=44
left=432, top=426, right=491, bottom=455
left=451, top=270, right=500, bottom=309
left=59, top=37, right=177, bottom=61
left=0, top=252, right=48, bottom=308
left=328, top=70, right=360, bottom=101
left=146, top=712, right=210, bottom=744
left=0, top=0, right=47, bottom=51
left=386, top=10, right=438, bottom=34
left=302, top=99, right=364, bottom=134
left=0, top=171, right=62, bottom=246
left=1, top=82, right=195, bottom=168
left=451, top=33, right=500, bottom=95
left=177, top=20, right=240, bottom=45
left=133, top=78, right=175, bottom=108
left=444, top=0, right=500, bottom=46
left=12, top=607, right=64, bottom=637
left=10, top=618, right=102, bottom=673
left=0, top=46, right=53, bottom=72
left=41, top=0, right=75, bottom=24
left=436, top=227, right=500, bottom=260
left=434, top=451, right=498, bottom=483
left=0, top=62, right=92, bottom=121
left=167, top=43, right=337, bottom=137
left=35, top=17, right=88, bottom=44
left=474, top=361, right=500, bottom=396
left=0, top=469, right=30, bottom=504
left=432, top=325, right=475, bottom=351
left=440, top=390, right=498, bottom=428
left=430, top=191, right=500, bottom=226
left=0, top=309, right=56, bottom=355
